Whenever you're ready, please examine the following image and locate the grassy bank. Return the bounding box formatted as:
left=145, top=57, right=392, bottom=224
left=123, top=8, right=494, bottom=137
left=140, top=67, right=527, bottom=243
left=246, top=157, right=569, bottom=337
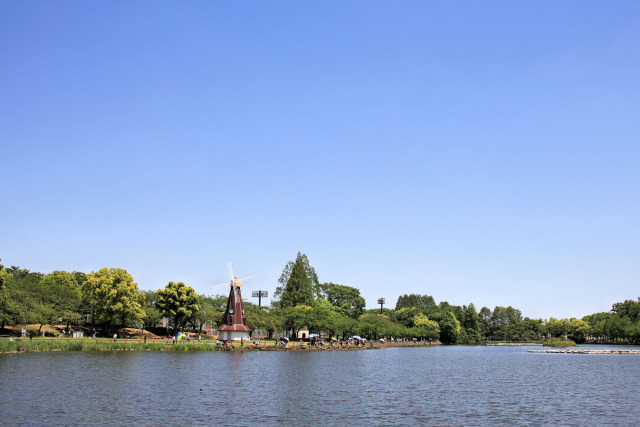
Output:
left=543, top=338, right=577, bottom=347
left=0, top=338, right=224, bottom=353
left=1, top=338, right=426, bottom=353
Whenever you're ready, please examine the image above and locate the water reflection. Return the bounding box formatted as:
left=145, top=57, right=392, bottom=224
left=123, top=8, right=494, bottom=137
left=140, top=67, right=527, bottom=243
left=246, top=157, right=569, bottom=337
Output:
left=1, top=346, right=639, bottom=426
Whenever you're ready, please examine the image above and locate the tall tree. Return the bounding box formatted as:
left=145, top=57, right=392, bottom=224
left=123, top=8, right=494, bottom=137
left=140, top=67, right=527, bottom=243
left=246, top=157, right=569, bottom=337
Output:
left=0, top=262, right=8, bottom=332
left=41, top=271, right=82, bottom=330
left=82, top=268, right=145, bottom=330
left=156, top=281, right=200, bottom=336
left=395, top=294, right=436, bottom=310
left=275, top=252, right=318, bottom=308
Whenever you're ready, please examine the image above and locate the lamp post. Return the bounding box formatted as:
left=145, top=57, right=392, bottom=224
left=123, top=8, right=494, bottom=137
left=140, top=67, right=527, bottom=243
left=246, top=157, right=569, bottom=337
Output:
left=252, top=290, right=269, bottom=307
left=377, top=298, right=385, bottom=314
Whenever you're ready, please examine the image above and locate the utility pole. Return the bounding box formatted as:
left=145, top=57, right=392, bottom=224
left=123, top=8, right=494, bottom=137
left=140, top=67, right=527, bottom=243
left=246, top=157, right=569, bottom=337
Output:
left=377, top=298, right=385, bottom=314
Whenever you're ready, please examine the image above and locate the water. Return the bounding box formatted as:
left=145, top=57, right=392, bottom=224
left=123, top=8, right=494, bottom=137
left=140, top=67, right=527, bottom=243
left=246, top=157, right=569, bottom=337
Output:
left=1, top=345, right=639, bottom=426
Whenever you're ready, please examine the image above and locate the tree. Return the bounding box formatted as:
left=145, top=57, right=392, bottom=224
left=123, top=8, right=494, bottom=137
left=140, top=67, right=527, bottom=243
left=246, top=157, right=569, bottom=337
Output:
left=41, top=271, right=82, bottom=330
left=245, top=304, right=281, bottom=339
left=547, top=318, right=567, bottom=338
left=194, top=294, right=227, bottom=333
left=320, top=283, right=366, bottom=319
left=413, top=313, right=440, bottom=341
left=82, top=268, right=145, bottom=330
left=357, top=313, right=396, bottom=340
left=275, top=253, right=318, bottom=309
left=0, top=262, right=9, bottom=332
left=156, top=281, right=200, bottom=336
left=566, top=318, right=590, bottom=343
left=437, top=310, right=461, bottom=344
left=141, top=290, right=163, bottom=329
left=392, top=307, right=422, bottom=328
left=395, top=294, right=436, bottom=310
left=280, top=305, right=313, bottom=338
left=461, top=303, right=482, bottom=343
left=612, top=299, right=640, bottom=322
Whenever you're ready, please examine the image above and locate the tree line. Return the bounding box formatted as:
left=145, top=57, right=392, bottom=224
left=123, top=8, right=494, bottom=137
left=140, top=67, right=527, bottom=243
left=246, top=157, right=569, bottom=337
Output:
left=1, top=256, right=639, bottom=344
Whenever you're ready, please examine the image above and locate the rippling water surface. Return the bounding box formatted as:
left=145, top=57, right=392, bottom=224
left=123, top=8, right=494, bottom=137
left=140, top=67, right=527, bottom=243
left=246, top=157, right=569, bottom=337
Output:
left=2, top=345, right=639, bottom=426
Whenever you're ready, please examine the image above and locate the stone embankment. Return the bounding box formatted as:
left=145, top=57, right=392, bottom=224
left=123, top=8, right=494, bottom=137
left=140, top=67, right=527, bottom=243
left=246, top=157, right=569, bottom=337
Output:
left=529, top=349, right=640, bottom=354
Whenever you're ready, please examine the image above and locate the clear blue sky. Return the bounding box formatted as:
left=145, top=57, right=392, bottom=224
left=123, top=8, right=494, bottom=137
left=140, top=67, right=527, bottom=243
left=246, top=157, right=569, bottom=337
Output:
left=2, top=2, right=639, bottom=320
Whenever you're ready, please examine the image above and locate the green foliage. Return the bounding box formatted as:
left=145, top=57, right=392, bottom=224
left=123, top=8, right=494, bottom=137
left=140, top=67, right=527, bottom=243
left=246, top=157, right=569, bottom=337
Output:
left=395, top=294, right=436, bottom=311
left=275, top=253, right=317, bottom=309
left=392, top=307, right=423, bottom=328
left=566, top=318, right=590, bottom=343
left=357, top=313, right=397, bottom=340
left=194, top=294, right=227, bottom=332
left=612, top=298, right=640, bottom=322
left=156, top=281, right=200, bottom=335
left=413, top=313, right=440, bottom=341
left=320, top=283, right=365, bottom=319
left=544, top=337, right=576, bottom=347
left=279, top=305, right=313, bottom=337
left=82, top=268, right=145, bottom=329
left=41, top=271, right=83, bottom=324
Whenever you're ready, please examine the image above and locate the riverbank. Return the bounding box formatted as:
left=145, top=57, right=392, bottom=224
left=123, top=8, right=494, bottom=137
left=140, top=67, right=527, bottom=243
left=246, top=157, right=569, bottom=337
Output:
left=529, top=349, right=640, bottom=354
left=0, top=338, right=441, bottom=354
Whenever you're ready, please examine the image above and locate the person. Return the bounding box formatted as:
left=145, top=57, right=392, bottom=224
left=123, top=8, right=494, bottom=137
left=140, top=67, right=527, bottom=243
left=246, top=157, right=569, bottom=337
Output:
left=198, top=334, right=201, bottom=343
left=144, top=334, right=148, bottom=343
left=92, top=329, right=96, bottom=339
left=113, top=333, right=117, bottom=343
left=9, top=336, right=13, bottom=342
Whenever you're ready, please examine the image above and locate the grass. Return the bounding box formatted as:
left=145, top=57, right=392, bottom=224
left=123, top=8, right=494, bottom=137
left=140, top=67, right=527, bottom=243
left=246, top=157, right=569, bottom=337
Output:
left=543, top=338, right=577, bottom=348
left=0, top=337, right=285, bottom=353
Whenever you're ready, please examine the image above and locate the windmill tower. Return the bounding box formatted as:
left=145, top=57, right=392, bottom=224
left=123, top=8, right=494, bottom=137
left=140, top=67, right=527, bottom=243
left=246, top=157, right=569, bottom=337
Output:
left=214, top=263, right=253, bottom=342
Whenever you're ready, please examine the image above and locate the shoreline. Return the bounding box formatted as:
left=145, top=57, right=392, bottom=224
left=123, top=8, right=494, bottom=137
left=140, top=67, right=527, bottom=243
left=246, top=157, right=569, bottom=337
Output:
left=0, top=339, right=441, bottom=354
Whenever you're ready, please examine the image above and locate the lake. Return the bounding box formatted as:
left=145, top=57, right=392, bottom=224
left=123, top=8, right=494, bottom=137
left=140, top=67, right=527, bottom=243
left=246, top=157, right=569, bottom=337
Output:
left=1, top=344, right=639, bottom=426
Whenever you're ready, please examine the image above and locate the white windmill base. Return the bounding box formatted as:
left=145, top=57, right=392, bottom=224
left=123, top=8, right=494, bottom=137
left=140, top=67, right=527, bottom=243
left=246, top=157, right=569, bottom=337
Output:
left=218, top=330, right=251, bottom=342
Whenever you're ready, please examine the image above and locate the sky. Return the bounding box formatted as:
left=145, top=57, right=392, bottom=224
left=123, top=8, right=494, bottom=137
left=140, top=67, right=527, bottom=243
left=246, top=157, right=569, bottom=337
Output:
left=1, top=2, right=639, bottom=320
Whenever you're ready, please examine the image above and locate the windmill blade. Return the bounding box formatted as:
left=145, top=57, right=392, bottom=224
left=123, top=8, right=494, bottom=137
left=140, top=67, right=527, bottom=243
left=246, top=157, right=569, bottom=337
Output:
left=237, top=274, right=254, bottom=282
left=227, top=262, right=234, bottom=280
left=213, top=282, right=229, bottom=290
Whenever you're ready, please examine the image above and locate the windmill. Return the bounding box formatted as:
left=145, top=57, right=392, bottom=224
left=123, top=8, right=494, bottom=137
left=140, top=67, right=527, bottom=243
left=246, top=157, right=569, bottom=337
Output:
left=215, top=262, right=253, bottom=342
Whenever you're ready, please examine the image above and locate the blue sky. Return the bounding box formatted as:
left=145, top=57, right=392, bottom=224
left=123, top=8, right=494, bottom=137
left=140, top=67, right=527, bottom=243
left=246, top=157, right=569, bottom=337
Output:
left=2, top=2, right=638, bottom=319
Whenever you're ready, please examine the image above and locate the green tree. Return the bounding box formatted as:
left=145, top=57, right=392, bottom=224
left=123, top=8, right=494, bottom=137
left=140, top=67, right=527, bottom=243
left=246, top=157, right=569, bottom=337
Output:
left=395, top=294, right=436, bottom=310
left=141, top=290, right=163, bottom=329
left=437, top=310, right=461, bottom=344
left=612, top=298, right=640, bottom=322
left=413, top=313, right=440, bottom=341
left=280, top=305, right=313, bottom=338
left=566, top=318, right=590, bottom=343
left=194, top=294, right=227, bottom=333
left=0, top=262, right=9, bottom=332
left=82, top=268, right=145, bottom=330
left=41, top=271, right=82, bottom=330
left=320, top=283, right=366, bottom=319
left=461, top=303, right=482, bottom=343
left=357, top=313, right=397, bottom=340
left=156, top=281, right=200, bottom=335
left=392, top=307, right=422, bottom=328
left=275, top=253, right=317, bottom=309
left=245, top=304, right=282, bottom=339
left=546, top=318, right=567, bottom=338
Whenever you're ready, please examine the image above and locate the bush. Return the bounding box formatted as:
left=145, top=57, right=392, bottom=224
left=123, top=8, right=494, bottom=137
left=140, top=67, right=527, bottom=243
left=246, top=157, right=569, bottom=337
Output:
left=544, top=338, right=576, bottom=347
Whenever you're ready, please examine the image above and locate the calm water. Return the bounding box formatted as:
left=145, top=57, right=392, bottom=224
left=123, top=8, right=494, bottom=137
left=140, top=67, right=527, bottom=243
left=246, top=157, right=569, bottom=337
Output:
left=1, top=345, right=639, bottom=426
